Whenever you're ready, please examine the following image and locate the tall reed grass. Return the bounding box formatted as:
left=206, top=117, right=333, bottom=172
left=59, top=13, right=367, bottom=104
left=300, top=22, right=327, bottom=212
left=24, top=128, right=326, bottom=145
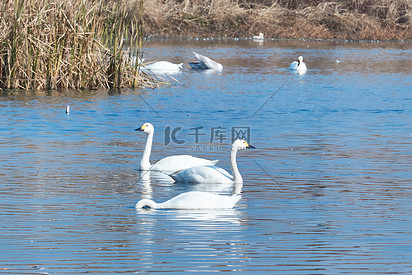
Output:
left=0, top=0, right=156, bottom=91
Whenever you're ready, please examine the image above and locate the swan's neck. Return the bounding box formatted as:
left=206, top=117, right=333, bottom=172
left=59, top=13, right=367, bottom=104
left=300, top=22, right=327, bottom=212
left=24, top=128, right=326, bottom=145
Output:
left=141, top=131, right=153, bottom=170
left=230, top=148, right=243, bottom=184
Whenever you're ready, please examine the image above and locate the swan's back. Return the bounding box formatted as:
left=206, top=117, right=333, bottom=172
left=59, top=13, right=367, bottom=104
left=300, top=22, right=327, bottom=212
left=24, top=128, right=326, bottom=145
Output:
left=289, top=61, right=299, bottom=70
left=152, top=155, right=218, bottom=174
left=160, top=191, right=241, bottom=209
left=171, top=165, right=233, bottom=184
left=146, top=61, right=183, bottom=74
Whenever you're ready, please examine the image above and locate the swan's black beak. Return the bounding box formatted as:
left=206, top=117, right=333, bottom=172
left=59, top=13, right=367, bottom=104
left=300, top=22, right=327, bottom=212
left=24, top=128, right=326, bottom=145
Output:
left=245, top=141, right=255, bottom=149
left=135, top=126, right=144, bottom=132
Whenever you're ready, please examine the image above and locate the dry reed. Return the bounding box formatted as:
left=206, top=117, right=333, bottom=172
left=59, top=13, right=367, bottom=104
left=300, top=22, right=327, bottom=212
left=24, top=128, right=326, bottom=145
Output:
left=143, top=0, right=412, bottom=40
left=0, top=0, right=159, bottom=91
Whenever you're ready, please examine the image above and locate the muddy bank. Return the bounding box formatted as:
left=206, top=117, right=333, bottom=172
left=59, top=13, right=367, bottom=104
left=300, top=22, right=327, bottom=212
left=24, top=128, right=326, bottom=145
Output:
left=143, top=0, right=412, bottom=41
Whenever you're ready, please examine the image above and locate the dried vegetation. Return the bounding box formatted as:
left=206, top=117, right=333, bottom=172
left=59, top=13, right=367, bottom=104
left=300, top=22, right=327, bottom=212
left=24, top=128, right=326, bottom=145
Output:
left=143, top=0, right=412, bottom=40
left=0, top=0, right=159, bottom=92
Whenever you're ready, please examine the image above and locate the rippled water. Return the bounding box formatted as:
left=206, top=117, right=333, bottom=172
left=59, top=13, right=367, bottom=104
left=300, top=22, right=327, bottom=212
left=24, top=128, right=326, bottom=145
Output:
left=1, top=38, right=411, bottom=274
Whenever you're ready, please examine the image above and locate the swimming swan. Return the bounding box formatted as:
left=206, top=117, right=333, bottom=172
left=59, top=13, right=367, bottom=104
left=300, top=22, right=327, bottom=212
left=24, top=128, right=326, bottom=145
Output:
left=145, top=61, right=183, bottom=75
left=170, top=139, right=254, bottom=184
left=253, top=32, right=265, bottom=41
left=136, top=123, right=218, bottom=173
left=188, top=52, right=223, bottom=71
left=289, top=56, right=307, bottom=74
left=136, top=191, right=241, bottom=209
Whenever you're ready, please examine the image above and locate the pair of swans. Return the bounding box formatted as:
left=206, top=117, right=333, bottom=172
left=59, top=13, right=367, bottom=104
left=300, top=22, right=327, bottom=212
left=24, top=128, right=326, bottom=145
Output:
left=289, top=56, right=307, bottom=74
left=135, top=123, right=254, bottom=210
left=141, top=52, right=223, bottom=75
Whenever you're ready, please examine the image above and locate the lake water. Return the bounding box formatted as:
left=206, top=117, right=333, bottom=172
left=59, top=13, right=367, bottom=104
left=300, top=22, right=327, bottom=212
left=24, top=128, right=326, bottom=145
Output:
left=1, top=38, right=411, bottom=274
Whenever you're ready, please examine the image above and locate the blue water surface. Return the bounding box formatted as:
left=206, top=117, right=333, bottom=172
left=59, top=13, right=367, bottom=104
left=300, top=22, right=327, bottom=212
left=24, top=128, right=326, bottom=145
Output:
left=0, top=38, right=411, bottom=274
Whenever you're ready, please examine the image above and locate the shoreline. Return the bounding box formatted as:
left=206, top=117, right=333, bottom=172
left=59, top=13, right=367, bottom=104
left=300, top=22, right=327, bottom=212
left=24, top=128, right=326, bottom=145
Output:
left=145, top=35, right=412, bottom=44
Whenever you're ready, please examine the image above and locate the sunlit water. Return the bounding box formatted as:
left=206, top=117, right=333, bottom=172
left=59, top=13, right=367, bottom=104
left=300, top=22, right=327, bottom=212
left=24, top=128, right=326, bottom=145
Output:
left=1, top=38, right=411, bottom=274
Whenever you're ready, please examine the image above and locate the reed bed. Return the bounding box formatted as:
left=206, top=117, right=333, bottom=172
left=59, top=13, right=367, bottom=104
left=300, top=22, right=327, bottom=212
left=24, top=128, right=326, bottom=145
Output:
left=143, top=0, right=412, bottom=40
left=0, top=0, right=159, bottom=91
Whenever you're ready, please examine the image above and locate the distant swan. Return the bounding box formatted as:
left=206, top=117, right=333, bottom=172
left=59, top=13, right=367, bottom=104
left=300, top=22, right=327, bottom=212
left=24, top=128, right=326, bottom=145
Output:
left=145, top=61, right=183, bottom=75
left=136, top=122, right=218, bottom=173
left=253, top=32, right=264, bottom=41
left=188, top=52, right=223, bottom=71
left=170, top=139, right=254, bottom=184
left=136, top=191, right=241, bottom=209
left=289, top=56, right=307, bottom=74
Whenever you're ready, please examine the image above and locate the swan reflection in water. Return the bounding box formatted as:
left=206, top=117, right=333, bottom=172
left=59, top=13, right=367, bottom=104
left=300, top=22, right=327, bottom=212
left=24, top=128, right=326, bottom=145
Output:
left=138, top=170, right=175, bottom=200
left=135, top=206, right=245, bottom=271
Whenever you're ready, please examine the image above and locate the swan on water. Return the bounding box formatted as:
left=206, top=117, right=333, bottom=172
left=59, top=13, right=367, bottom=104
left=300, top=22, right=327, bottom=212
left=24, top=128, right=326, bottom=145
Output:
left=253, top=32, right=264, bottom=41
left=136, top=122, right=218, bottom=173
left=188, top=52, right=223, bottom=71
left=289, top=56, right=307, bottom=74
left=136, top=191, right=241, bottom=210
left=145, top=61, right=183, bottom=75
left=170, top=139, right=254, bottom=184
left=135, top=139, right=254, bottom=210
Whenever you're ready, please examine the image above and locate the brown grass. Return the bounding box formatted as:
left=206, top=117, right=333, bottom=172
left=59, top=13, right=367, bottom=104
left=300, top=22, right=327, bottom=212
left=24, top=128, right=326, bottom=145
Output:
left=143, top=0, right=412, bottom=40
left=0, top=0, right=161, bottom=92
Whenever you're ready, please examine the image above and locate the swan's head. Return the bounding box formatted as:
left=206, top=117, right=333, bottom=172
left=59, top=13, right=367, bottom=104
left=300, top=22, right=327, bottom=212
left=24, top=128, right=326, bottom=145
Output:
left=232, top=139, right=255, bottom=151
left=136, top=122, right=154, bottom=134
left=298, top=56, right=304, bottom=63
left=136, top=199, right=156, bottom=209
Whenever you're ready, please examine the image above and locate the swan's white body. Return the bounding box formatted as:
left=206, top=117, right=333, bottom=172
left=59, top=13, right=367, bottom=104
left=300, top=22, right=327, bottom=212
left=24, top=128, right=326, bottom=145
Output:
left=171, top=165, right=233, bottom=184
left=289, top=56, right=307, bottom=74
left=253, top=33, right=264, bottom=41
left=145, top=61, right=183, bottom=75
left=170, top=139, right=254, bottom=184
left=188, top=52, right=223, bottom=71
left=146, top=155, right=218, bottom=174
left=136, top=191, right=241, bottom=209
left=136, top=123, right=218, bottom=174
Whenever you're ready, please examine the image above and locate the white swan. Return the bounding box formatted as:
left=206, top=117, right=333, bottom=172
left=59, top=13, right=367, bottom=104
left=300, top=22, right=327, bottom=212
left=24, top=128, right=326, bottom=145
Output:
left=145, top=61, right=183, bottom=75
left=289, top=56, right=307, bottom=74
left=135, top=139, right=253, bottom=210
left=136, top=191, right=241, bottom=209
left=136, top=122, right=218, bottom=173
left=253, top=32, right=264, bottom=41
left=188, top=52, right=223, bottom=71
left=170, top=139, right=254, bottom=184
